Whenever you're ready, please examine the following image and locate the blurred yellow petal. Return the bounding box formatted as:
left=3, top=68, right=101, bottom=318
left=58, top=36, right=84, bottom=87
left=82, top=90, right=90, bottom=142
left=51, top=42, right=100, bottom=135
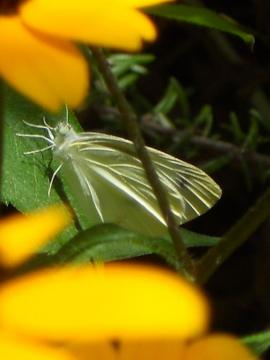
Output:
left=70, top=340, right=184, bottom=360
left=68, top=341, right=117, bottom=360
left=118, top=340, right=185, bottom=360
left=183, top=334, right=257, bottom=360
left=0, top=15, right=88, bottom=111
left=119, top=0, right=173, bottom=6
left=20, top=0, right=159, bottom=50
left=0, top=331, right=75, bottom=360
left=0, top=264, right=208, bottom=341
left=0, top=204, right=72, bottom=267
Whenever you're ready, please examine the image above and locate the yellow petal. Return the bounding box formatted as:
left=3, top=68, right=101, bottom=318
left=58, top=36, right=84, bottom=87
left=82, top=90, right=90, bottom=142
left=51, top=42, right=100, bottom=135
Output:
left=20, top=0, right=157, bottom=50
left=0, top=204, right=72, bottom=267
left=0, top=264, right=209, bottom=341
left=69, top=340, right=184, bottom=360
left=68, top=342, right=117, bottom=360
left=118, top=340, right=185, bottom=360
left=0, top=15, right=88, bottom=112
left=119, top=0, right=174, bottom=7
left=0, top=331, right=75, bottom=360
left=183, top=334, right=257, bottom=360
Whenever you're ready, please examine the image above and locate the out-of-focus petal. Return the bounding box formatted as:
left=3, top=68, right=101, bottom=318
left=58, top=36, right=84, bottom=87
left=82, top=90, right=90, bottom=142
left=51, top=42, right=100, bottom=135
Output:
left=0, top=15, right=88, bottom=111
left=0, top=204, right=72, bottom=267
left=0, top=264, right=209, bottom=341
left=69, top=340, right=184, bottom=360
left=20, top=1, right=157, bottom=50
left=118, top=0, right=174, bottom=7
left=183, top=334, right=257, bottom=360
left=68, top=342, right=117, bottom=360
left=0, top=331, right=75, bottom=360
left=118, top=340, right=185, bottom=360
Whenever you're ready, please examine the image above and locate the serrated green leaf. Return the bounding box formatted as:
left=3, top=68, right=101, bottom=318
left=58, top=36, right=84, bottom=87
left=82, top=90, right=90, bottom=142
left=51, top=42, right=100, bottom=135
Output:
left=1, top=86, right=79, bottom=253
left=147, top=4, right=255, bottom=46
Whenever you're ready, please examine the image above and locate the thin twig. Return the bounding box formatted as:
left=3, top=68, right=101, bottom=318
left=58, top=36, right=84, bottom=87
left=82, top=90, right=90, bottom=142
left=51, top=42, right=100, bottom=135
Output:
left=196, top=187, right=270, bottom=284
left=142, top=118, right=270, bottom=169
left=92, top=47, right=195, bottom=280
left=93, top=105, right=270, bottom=169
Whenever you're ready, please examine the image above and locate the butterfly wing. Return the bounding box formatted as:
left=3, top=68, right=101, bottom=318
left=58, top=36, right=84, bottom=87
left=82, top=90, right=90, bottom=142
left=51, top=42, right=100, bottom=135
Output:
left=56, top=132, right=221, bottom=236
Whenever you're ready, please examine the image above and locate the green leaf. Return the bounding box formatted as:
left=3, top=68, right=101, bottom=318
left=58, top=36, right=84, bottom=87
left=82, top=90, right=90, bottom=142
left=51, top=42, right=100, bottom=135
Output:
left=108, top=53, right=155, bottom=89
left=21, top=225, right=220, bottom=272
left=228, top=112, right=245, bottom=144
left=242, top=330, right=270, bottom=356
left=147, top=4, right=255, bottom=46
left=154, top=77, right=190, bottom=117
left=54, top=224, right=162, bottom=264
left=109, top=53, right=154, bottom=77
left=1, top=86, right=79, bottom=253
left=194, top=105, right=213, bottom=136
left=179, top=227, right=220, bottom=247
left=201, top=154, right=233, bottom=174
left=57, top=225, right=219, bottom=266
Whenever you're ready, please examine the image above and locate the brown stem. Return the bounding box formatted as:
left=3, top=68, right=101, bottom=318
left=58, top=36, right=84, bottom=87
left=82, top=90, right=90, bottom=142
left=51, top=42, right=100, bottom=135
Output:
left=142, top=118, right=270, bottom=169
left=92, top=47, right=195, bottom=280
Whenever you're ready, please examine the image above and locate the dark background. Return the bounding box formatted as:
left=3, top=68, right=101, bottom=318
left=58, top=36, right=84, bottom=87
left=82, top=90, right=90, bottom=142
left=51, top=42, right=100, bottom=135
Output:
left=144, top=0, right=270, bottom=345
left=88, top=0, right=270, bottom=347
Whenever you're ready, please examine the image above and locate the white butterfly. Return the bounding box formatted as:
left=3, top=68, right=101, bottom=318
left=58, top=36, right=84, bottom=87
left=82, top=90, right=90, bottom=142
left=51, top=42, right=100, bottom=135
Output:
left=18, top=113, right=221, bottom=236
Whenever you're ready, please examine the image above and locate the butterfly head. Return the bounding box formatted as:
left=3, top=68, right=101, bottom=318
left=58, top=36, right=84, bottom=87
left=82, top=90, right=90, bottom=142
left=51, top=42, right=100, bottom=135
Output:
left=51, top=122, right=78, bottom=160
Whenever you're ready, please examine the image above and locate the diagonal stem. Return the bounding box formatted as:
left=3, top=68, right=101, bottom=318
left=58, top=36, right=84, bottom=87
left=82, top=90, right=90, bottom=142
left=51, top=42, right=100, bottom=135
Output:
left=197, top=187, right=270, bottom=284
left=0, top=81, right=4, bottom=198
left=92, top=47, right=195, bottom=280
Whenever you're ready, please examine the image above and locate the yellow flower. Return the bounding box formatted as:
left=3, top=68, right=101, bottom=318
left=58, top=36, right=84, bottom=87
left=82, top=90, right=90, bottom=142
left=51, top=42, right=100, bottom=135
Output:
left=0, top=0, right=172, bottom=111
left=0, top=264, right=208, bottom=342
left=0, top=204, right=72, bottom=267
left=0, top=205, right=258, bottom=359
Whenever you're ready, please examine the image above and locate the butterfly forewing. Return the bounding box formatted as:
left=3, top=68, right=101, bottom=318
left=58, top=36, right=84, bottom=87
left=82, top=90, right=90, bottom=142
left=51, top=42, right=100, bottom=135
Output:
left=54, top=130, right=221, bottom=236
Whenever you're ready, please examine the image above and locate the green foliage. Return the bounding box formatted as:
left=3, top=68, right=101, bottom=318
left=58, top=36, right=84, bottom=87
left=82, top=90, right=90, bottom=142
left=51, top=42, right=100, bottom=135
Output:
left=147, top=4, right=254, bottom=46
left=52, top=226, right=219, bottom=268
left=154, top=77, right=190, bottom=117
left=109, top=53, right=155, bottom=90
left=2, top=85, right=219, bottom=266
left=242, top=331, right=270, bottom=356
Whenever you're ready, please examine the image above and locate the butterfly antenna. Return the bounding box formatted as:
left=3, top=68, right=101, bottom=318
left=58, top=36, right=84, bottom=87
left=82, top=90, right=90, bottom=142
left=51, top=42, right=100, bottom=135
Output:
left=48, top=163, right=63, bottom=196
